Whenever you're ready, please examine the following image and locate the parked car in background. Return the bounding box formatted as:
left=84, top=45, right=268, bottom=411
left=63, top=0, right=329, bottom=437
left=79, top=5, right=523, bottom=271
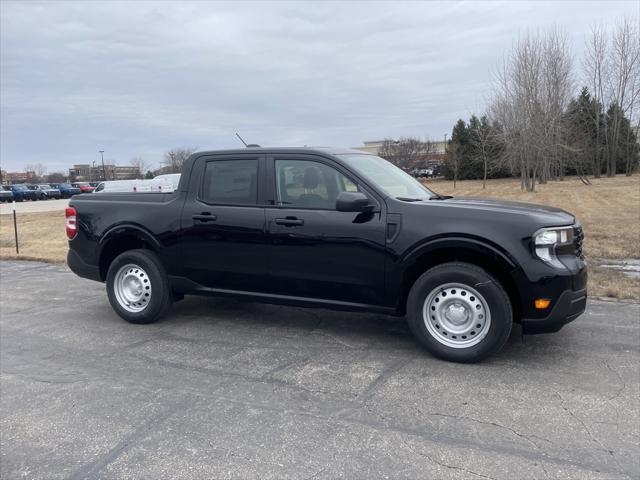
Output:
left=411, top=168, right=433, bottom=179
left=93, top=180, right=138, bottom=193
left=93, top=178, right=177, bottom=193
left=138, top=178, right=176, bottom=192
left=9, top=184, right=38, bottom=201
left=72, top=182, right=95, bottom=194
left=51, top=183, right=81, bottom=199
left=0, top=186, right=14, bottom=202
left=153, top=173, right=181, bottom=190
left=28, top=184, right=62, bottom=200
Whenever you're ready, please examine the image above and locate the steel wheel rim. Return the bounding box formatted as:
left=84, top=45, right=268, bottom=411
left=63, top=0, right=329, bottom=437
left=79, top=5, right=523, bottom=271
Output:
left=422, top=282, right=491, bottom=349
left=113, top=264, right=152, bottom=313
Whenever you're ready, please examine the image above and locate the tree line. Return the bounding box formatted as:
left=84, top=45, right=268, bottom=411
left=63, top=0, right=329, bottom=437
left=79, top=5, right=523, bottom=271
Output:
left=441, top=17, right=639, bottom=191
left=377, top=138, right=440, bottom=171
left=3, top=147, right=197, bottom=184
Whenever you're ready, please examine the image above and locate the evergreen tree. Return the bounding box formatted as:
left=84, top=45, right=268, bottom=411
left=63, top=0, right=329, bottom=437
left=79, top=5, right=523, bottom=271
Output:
left=442, top=119, right=469, bottom=182
left=563, top=87, right=604, bottom=178
left=606, top=103, right=639, bottom=175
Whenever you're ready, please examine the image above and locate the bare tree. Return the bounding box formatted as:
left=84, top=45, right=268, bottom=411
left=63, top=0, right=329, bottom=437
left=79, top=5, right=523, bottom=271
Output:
left=447, top=140, right=460, bottom=189
left=130, top=156, right=151, bottom=178
left=45, top=172, right=67, bottom=184
left=540, top=27, right=573, bottom=182
left=377, top=137, right=434, bottom=170
left=584, top=25, right=609, bottom=177
left=163, top=148, right=195, bottom=173
left=490, top=28, right=573, bottom=191
left=608, top=17, right=640, bottom=176
left=469, top=116, right=498, bottom=189
left=25, top=163, right=47, bottom=182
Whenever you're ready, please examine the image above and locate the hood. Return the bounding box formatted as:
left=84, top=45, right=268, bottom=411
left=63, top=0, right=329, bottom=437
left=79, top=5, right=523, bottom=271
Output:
left=420, top=196, right=575, bottom=226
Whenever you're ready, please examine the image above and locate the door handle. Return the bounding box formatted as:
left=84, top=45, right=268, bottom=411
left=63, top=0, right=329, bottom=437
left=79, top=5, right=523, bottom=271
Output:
left=192, top=212, right=217, bottom=222
left=274, top=217, right=304, bottom=226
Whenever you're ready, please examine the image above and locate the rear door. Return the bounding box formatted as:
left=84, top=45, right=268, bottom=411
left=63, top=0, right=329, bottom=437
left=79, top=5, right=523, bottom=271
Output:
left=264, top=154, right=387, bottom=306
left=179, top=153, right=268, bottom=291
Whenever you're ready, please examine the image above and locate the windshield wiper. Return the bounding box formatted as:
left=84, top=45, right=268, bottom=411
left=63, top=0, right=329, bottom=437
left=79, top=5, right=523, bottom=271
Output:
left=429, top=194, right=453, bottom=200
left=396, top=197, right=424, bottom=202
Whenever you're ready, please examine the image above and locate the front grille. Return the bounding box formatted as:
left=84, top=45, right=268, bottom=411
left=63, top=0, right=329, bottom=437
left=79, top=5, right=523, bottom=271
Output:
left=574, top=225, right=584, bottom=259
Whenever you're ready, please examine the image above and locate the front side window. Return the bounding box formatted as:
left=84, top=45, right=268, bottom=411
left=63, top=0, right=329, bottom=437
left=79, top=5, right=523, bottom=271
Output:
left=275, top=159, right=360, bottom=210
left=201, top=159, right=258, bottom=205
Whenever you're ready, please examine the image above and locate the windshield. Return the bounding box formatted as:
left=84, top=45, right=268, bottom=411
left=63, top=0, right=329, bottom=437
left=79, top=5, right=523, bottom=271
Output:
left=39, top=184, right=51, bottom=189
left=338, top=154, right=435, bottom=200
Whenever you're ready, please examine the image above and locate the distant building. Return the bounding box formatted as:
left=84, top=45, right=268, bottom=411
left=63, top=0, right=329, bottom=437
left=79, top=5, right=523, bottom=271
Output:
left=69, top=164, right=140, bottom=181
left=2, top=171, right=36, bottom=184
left=353, top=140, right=448, bottom=167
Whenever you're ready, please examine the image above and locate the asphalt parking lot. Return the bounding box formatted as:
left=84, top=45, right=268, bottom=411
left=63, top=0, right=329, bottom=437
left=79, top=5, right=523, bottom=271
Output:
left=1, top=260, right=638, bottom=479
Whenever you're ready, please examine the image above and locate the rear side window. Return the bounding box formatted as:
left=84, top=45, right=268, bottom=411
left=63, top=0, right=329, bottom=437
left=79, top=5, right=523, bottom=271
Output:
left=201, top=159, right=258, bottom=205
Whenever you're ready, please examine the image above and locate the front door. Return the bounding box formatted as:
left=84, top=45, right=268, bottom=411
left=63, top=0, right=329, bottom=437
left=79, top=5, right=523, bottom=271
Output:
left=264, top=155, right=387, bottom=306
left=179, top=154, right=267, bottom=291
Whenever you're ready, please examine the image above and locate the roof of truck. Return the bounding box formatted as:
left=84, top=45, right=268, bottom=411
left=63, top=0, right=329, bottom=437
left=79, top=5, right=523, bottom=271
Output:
left=191, top=147, right=372, bottom=157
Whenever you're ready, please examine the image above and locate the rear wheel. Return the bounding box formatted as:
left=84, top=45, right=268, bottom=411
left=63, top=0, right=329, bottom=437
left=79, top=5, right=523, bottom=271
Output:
left=407, top=262, right=512, bottom=363
left=106, top=249, right=172, bottom=324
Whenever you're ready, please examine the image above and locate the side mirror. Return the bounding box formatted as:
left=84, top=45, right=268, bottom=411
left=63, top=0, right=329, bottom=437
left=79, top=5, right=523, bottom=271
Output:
left=336, top=191, right=373, bottom=212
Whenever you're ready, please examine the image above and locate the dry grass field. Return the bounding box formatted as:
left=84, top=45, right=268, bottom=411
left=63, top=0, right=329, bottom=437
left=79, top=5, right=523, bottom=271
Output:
left=0, top=212, right=67, bottom=263
left=1, top=174, right=638, bottom=299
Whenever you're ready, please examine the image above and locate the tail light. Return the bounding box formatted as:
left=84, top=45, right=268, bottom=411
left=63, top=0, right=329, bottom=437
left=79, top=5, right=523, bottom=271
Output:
left=65, top=207, right=77, bottom=239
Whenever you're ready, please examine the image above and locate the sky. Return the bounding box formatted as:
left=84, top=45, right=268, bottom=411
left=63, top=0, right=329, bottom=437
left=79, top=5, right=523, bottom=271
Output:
left=1, top=1, right=637, bottom=173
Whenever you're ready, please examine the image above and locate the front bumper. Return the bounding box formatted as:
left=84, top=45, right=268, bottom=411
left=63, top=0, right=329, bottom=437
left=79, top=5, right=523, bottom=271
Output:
left=521, top=287, right=587, bottom=334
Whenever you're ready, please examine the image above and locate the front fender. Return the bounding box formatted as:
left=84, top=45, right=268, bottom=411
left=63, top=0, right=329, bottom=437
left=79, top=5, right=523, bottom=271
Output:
left=401, top=235, right=519, bottom=272
left=388, top=235, right=521, bottom=314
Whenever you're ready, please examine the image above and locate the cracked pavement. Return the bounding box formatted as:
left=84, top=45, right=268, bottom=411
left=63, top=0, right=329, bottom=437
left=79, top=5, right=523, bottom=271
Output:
left=1, top=260, right=639, bottom=479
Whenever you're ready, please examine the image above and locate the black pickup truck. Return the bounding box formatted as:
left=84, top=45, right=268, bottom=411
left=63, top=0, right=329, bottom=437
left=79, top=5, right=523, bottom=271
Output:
left=67, top=147, right=587, bottom=362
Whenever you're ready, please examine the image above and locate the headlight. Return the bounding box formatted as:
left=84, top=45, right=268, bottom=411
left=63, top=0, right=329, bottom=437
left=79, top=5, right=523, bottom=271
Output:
left=533, top=226, right=574, bottom=269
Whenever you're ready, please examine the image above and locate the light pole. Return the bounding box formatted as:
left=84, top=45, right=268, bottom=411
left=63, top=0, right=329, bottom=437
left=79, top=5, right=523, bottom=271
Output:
left=99, top=150, right=105, bottom=181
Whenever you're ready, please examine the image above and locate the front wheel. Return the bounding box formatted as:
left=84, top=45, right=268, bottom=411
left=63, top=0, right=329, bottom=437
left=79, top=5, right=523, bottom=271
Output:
left=106, top=249, right=172, bottom=324
left=407, top=262, right=512, bottom=363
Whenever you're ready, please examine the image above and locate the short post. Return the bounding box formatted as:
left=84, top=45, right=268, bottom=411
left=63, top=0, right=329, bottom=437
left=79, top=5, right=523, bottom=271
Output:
left=12, top=200, right=19, bottom=254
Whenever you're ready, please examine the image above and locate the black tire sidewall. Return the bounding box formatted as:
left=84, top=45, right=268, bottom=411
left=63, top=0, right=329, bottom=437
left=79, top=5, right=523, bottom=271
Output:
left=106, top=249, right=171, bottom=324
left=407, top=262, right=512, bottom=363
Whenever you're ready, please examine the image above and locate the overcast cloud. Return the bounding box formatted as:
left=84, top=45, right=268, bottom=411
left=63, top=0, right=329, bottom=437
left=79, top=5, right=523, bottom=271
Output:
left=0, top=1, right=637, bottom=172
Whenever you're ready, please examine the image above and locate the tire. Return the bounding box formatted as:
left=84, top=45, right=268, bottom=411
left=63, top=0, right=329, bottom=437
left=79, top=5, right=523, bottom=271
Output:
left=106, top=249, right=172, bottom=324
left=407, top=262, right=512, bottom=363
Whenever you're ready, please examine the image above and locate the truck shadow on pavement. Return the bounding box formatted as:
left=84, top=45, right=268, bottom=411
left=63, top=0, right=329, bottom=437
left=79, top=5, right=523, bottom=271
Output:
left=156, top=294, right=561, bottom=365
